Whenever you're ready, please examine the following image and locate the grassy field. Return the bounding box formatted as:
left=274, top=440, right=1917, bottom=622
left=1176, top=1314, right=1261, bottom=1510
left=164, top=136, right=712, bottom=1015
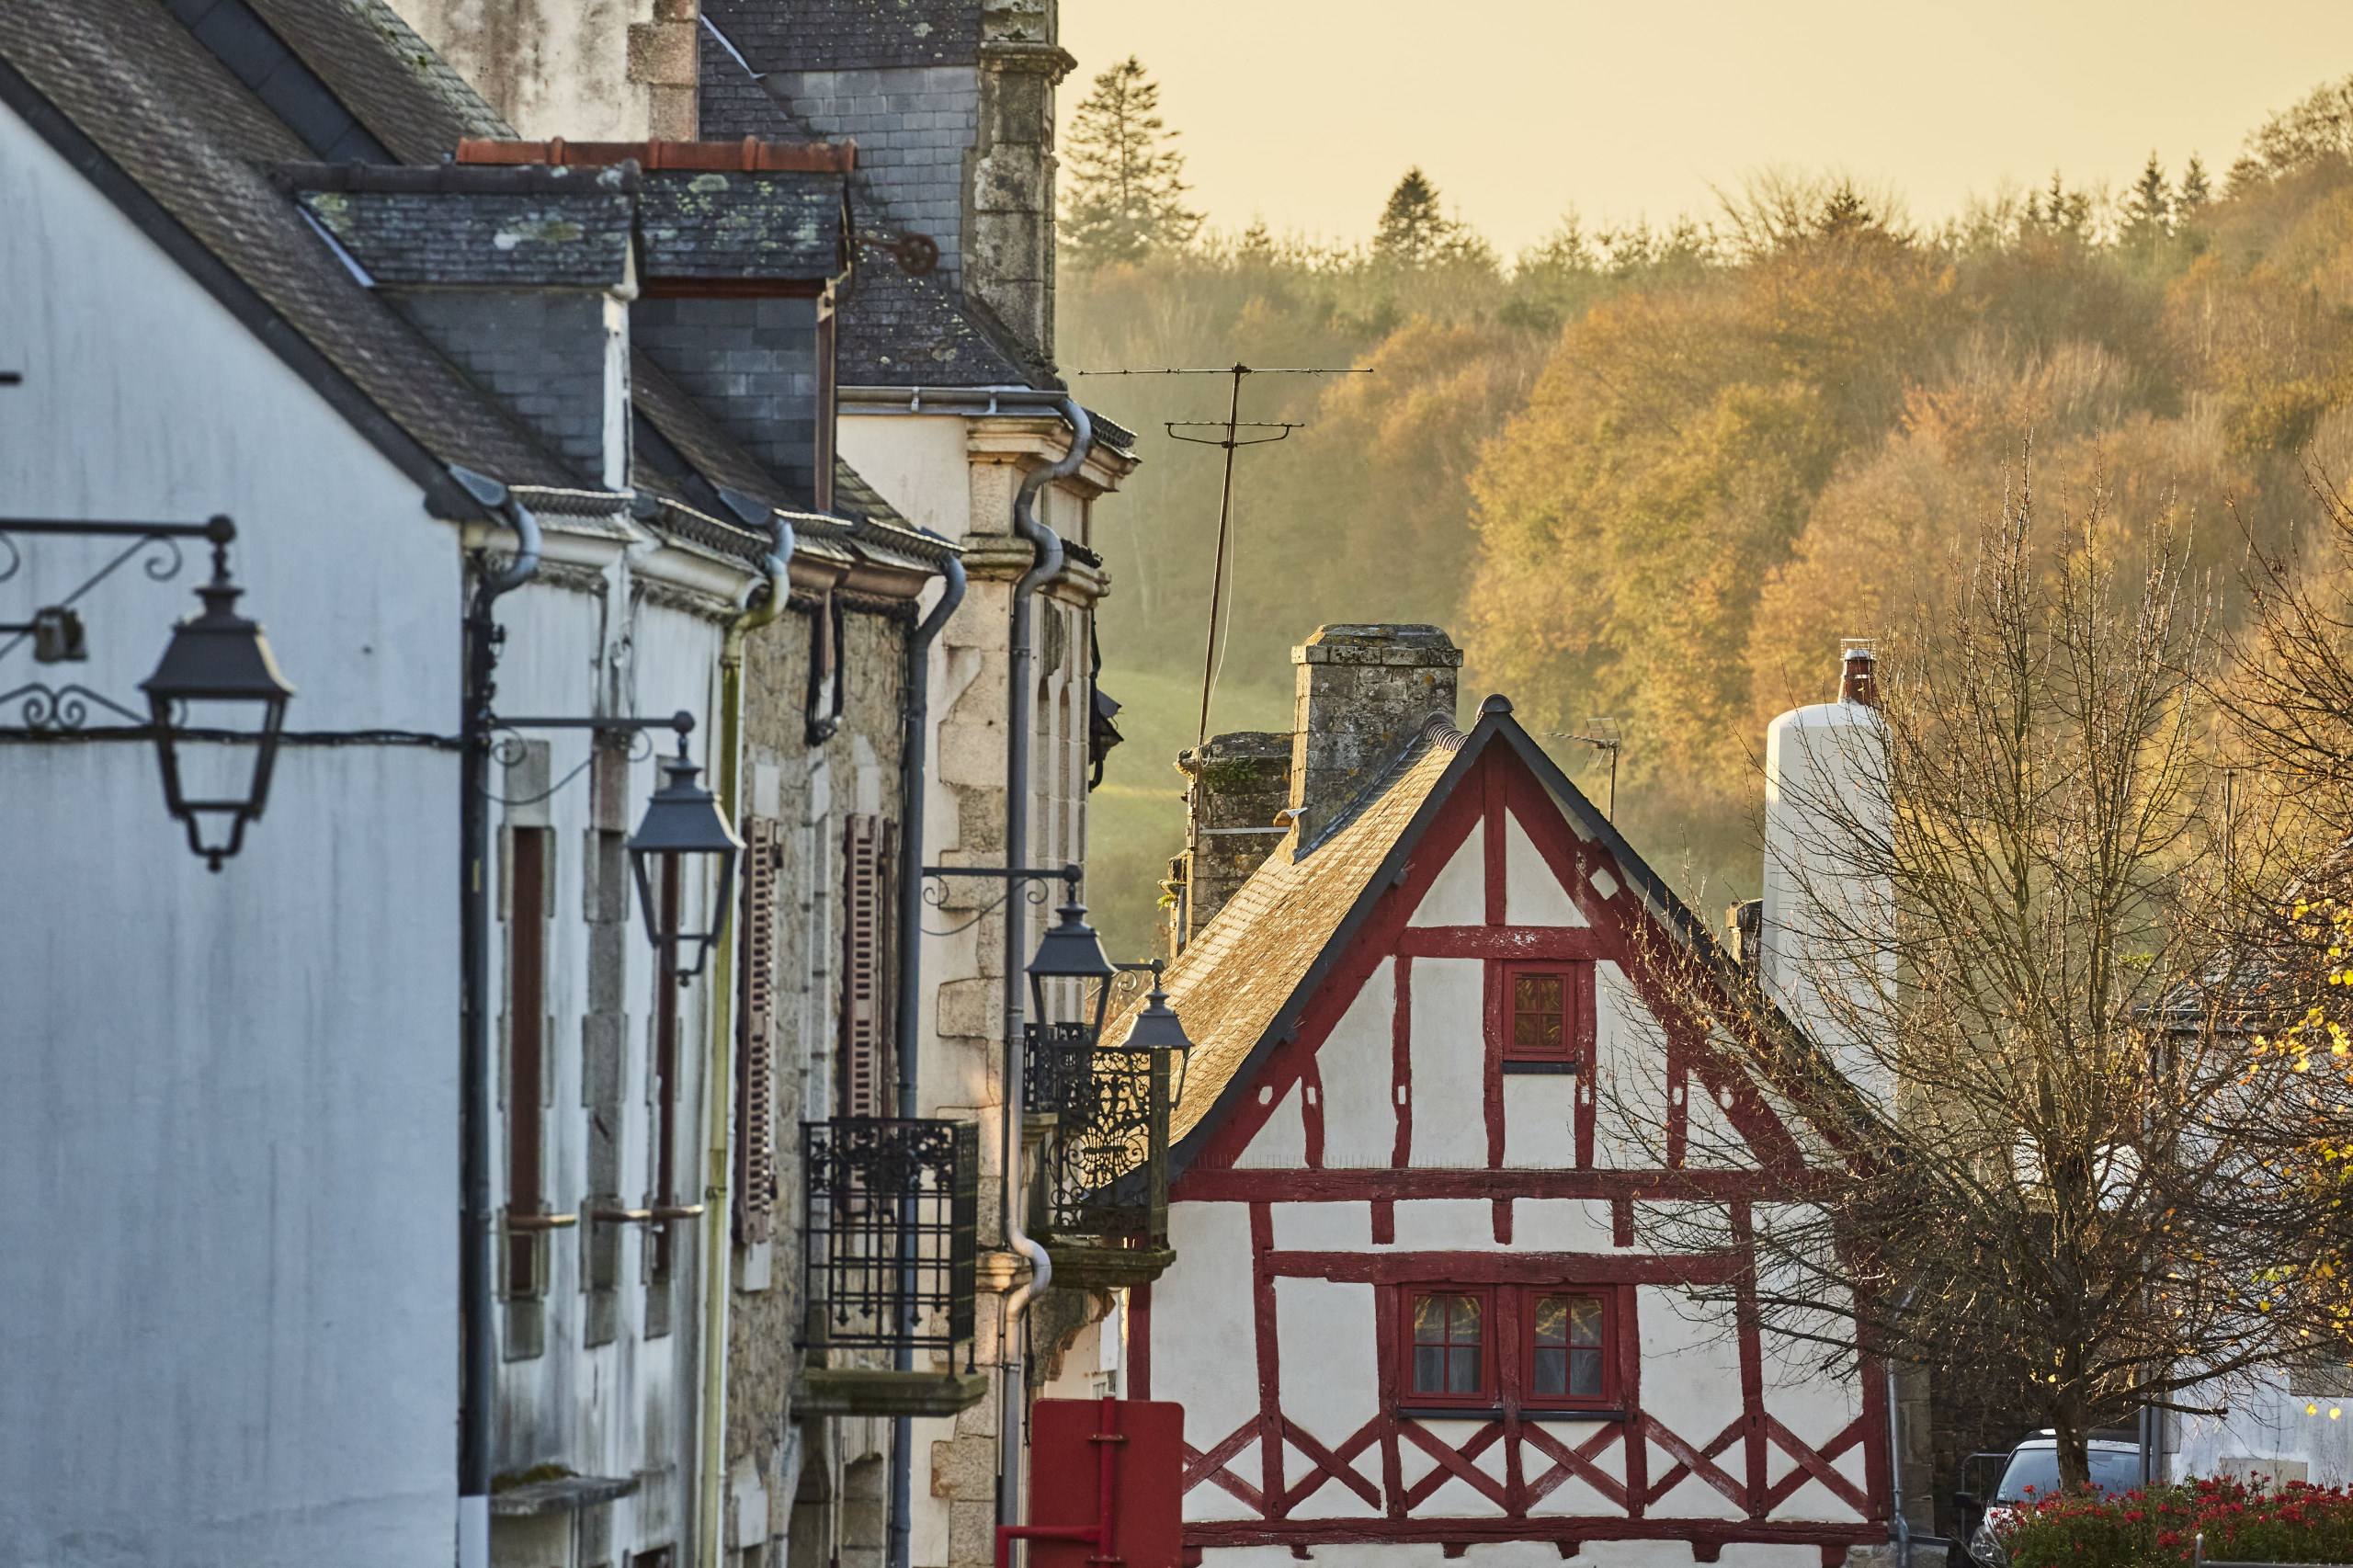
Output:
left=1086, top=660, right=1290, bottom=962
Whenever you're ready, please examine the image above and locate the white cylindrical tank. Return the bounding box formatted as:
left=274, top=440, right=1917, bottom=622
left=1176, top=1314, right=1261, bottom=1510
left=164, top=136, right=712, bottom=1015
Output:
left=1761, top=642, right=1893, bottom=1105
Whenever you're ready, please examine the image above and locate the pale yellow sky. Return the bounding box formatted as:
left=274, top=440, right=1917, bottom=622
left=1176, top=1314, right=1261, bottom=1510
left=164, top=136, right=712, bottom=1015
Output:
left=1058, top=0, right=2353, bottom=254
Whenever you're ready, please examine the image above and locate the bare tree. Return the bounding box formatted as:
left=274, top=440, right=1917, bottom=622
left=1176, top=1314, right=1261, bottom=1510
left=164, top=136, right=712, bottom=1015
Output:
left=1621, top=459, right=2328, bottom=1492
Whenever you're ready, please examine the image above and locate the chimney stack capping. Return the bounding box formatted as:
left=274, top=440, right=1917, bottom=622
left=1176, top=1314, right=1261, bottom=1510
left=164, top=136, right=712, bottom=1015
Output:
left=1837, top=640, right=1877, bottom=708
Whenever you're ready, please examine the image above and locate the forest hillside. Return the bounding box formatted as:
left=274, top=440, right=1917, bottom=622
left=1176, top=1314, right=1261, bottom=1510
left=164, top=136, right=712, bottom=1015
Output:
left=1068, top=72, right=2353, bottom=959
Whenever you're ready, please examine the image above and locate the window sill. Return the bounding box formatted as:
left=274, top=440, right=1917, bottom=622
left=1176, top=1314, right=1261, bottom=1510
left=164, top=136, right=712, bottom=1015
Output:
left=1397, top=1406, right=1626, bottom=1423
left=1499, top=1060, right=1579, bottom=1075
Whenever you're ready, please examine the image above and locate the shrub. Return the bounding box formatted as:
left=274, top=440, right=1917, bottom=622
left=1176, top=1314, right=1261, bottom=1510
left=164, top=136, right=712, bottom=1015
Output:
left=2002, top=1477, right=2353, bottom=1568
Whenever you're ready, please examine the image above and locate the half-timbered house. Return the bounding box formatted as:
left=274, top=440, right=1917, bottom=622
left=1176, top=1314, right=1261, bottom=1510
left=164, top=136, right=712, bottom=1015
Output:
left=1127, top=625, right=1888, bottom=1566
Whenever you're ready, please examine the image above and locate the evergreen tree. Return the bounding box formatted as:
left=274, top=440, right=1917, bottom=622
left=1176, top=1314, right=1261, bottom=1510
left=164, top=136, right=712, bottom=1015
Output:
left=2179, top=153, right=2212, bottom=213
left=1061, top=56, right=1201, bottom=270
left=2120, top=151, right=2172, bottom=248
left=1372, top=166, right=1493, bottom=268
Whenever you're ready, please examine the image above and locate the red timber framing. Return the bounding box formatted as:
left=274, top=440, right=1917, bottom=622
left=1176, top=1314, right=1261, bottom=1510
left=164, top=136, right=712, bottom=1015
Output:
left=1157, top=722, right=1887, bottom=1557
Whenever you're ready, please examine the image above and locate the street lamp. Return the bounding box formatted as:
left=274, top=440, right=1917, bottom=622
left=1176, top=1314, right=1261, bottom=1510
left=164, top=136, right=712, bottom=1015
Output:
left=1025, top=894, right=1116, bottom=1039
left=627, top=723, right=743, bottom=983
left=139, top=517, right=294, bottom=870
left=1119, top=966, right=1197, bottom=1103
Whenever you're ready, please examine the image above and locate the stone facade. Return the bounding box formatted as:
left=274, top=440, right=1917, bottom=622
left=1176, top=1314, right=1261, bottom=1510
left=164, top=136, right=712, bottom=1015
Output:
left=398, top=0, right=704, bottom=142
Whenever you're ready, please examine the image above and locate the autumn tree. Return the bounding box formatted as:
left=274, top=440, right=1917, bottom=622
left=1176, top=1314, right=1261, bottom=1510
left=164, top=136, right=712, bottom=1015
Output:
left=1062, top=56, right=1201, bottom=270
left=1624, top=468, right=2328, bottom=1493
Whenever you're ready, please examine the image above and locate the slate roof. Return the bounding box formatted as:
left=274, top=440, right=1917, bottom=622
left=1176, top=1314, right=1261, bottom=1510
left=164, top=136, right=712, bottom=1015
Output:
left=290, top=173, right=636, bottom=288
left=238, top=0, right=514, bottom=161
left=0, top=0, right=574, bottom=499
left=700, top=0, right=979, bottom=74
left=694, top=9, right=1061, bottom=391
left=836, top=256, right=1060, bottom=387
left=638, top=170, right=848, bottom=280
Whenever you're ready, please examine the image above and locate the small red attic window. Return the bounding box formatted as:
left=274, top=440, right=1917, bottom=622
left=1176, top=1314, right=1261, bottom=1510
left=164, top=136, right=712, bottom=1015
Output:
left=1499, top=961, right=1594, bottom=1074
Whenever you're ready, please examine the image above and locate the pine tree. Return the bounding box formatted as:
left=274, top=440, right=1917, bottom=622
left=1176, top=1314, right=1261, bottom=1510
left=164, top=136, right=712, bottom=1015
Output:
left=2120, top=151, right=2172, bottom=249
left=2178, top=153, right=2212, bottom=213
left=1061, top=57, right=1200, bottom=270
left=1372, top=166, right=1492, bottom=268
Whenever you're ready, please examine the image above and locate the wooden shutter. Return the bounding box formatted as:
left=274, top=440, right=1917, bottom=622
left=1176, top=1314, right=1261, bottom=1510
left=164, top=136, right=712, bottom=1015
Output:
left=733, top=816, right=782, bottom=1245
left=839, top=813, right=899, bottom=1119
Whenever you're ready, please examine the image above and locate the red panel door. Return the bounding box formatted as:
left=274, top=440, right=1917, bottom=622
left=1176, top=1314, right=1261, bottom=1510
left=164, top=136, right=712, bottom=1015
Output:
left=1028, top=1399, right=1185, bottom=1568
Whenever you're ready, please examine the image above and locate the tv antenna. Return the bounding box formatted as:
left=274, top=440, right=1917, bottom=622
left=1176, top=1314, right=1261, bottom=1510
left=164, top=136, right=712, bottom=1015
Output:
left=1075, top=362, right=1369, bottom=752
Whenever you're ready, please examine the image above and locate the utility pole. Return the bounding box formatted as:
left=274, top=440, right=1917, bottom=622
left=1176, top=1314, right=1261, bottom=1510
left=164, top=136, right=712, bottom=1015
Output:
left=1077, top=362, right=1366, bottom=946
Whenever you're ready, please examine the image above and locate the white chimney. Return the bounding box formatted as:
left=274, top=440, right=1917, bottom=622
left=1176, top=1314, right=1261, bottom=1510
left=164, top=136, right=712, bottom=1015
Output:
left=1760, top=642, right=1893, bottom=1105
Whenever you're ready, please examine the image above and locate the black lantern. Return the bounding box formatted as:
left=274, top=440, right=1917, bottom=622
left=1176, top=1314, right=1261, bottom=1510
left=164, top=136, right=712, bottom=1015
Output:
left=1121, top=970, right=1197, bottom=1102
left=140, top=517, right=294, bottom=870
left=1026, top=895, right=1117, bottom=1039
left=627, top=727, right=743, bottom=983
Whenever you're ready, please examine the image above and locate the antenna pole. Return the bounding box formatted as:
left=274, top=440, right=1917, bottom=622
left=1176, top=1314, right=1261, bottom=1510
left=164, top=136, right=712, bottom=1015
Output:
left=1195, top=364, right=1246, bottom=754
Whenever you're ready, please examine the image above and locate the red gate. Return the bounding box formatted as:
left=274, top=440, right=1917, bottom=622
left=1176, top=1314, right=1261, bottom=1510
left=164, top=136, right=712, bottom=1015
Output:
left=1000, top=1398, right=1185, bottom=1568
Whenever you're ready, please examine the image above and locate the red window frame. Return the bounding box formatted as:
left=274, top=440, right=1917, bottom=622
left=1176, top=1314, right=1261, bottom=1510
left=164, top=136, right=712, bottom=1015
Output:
left=1394, top=1283, right=1620, bottom=1416
left=1498, top=960, right=1595, bottom=1071
left=1397, top=1284, right=1496, bottom=1409
left=1521, top=1290, right=1616, bottom=1411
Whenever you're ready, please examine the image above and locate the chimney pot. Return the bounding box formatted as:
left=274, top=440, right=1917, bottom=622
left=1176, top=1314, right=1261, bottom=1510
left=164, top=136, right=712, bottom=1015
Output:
left=1838, top=641, right=1877, bottom=707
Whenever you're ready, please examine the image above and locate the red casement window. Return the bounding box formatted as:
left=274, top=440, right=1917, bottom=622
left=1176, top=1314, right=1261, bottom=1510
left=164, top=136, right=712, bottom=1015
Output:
left=1404, top=1287, right=1492, bottom=1404
left=1398, top=1285, right=1618, bottom=1415
left=1525, top=1292, right=1613, bottom=1408
left=1499, top=960, right=1595, bottom=1073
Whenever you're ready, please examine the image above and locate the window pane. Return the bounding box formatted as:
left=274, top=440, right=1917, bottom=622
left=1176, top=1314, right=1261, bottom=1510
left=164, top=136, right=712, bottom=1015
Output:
left=1518, top=974, right=1563, bottom=1012
left=1413, top=1293, right=1448, bottom=1345
left=1533, top=1295, right=1568, bottom=1347
left=1449, top=1294, right=1482, bottom=1343
left=1449, top=1346, right=1482, bottom=1395
left=1569, top=1297, right=1604, bottom=1346
left=1533, top=1345, right=1567, bottom=1396
left=1414, top=1345, right=1447, bottom=1394
left=1515, top=1012, right=1547, bottom=1048
left=1570, top=1346, right=1605, bottom=1397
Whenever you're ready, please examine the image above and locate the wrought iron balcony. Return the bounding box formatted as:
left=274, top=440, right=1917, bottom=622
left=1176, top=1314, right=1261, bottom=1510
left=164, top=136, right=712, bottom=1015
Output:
left=797, top=1116, right=987, bottom=1416
left=1025, top=1020, right=1176, bottom=1289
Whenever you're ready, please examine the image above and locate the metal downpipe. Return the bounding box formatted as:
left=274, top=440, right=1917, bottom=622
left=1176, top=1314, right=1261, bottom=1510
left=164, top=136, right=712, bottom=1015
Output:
left=998, top=400, right=1095, bottom=1530
left=698, top=509, right=793, bottom=1568
left=449, top=465, right=540, bottom=1568
left=888, top=543, right=968, bottom=1568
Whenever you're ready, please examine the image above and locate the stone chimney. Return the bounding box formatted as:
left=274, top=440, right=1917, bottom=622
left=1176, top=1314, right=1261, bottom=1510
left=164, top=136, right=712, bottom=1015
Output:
left=969, top=0, right=1073, bottom=363
left=392, top=0, right=701, bottom=141
left=1173, top=731, right=1291, bottom=950
left=1289, top=625, right=1462, bottom=846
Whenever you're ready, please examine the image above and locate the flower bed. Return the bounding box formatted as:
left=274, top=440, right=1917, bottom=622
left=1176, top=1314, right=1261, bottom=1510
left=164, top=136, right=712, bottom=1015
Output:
left=2002, top=1477, right=2353, bottom=1568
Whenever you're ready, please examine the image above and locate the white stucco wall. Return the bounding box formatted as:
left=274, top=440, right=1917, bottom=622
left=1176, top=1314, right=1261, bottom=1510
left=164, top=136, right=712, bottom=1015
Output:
left=0, top=101, right=463, bottom=1563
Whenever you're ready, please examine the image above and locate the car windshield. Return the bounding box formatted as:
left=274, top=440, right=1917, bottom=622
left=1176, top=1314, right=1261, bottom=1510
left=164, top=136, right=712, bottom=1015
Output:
left=1996, top=1448, right=2143, bottom=1502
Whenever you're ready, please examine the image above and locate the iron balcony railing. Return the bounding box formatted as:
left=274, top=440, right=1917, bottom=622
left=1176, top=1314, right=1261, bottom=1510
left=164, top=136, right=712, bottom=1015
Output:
left=1026, top=1021, right=1170, bottom=1253
left=801, top=1116, right=978, bottom=1354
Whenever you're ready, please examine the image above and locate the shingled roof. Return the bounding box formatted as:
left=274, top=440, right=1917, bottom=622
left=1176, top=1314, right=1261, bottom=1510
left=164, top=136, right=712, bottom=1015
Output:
left=0, top=0, right=574, bottom=506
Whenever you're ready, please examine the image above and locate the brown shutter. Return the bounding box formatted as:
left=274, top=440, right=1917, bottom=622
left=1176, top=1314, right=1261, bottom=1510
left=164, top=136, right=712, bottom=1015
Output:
left=734, top=816, right=782, bottom=1244
left=839, top=813, right=899, bottom=1119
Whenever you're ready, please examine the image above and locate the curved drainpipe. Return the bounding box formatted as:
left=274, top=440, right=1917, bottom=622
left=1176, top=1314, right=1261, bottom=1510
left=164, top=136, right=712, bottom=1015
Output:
left=449, top=465, right=541, bottom=1568
left=698, top=505, right=794, bottom=1568
left=999, top=400, right=1095, bottom=1528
